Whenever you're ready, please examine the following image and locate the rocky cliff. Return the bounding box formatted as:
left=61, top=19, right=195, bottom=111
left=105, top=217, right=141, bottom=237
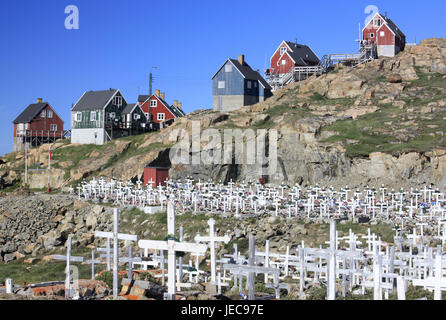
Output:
left=1, top=38, right=446, bottom=190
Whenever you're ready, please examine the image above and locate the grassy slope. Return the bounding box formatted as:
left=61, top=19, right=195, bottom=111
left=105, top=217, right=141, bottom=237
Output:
left=321, top=69, right=446, bottom=157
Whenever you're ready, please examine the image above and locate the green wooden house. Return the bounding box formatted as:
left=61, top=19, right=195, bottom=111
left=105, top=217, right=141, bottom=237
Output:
left=71, top=89, right=146, bottom=145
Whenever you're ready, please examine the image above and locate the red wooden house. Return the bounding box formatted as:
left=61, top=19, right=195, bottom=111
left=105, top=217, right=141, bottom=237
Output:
left=13, top=98, right=64, bottom=152
left=137, top=89, right=185, bottom=127
left=362, top=12, right=406, bottom=57
left=269, top=41, right=319, bottom=76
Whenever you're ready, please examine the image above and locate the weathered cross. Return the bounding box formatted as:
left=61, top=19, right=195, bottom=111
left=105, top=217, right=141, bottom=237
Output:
left=138, top=201, right=207, bottom=300
left=194, top=218, right=230, bottom=283
left=94, top=208, right=138, bottom=298
left=53, top=236, right=84, bottom=298
left=412, top=255, right=446, bottom=300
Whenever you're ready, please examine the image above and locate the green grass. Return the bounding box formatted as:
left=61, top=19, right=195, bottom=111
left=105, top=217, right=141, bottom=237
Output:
left=0, top=259, right=106, bottom=286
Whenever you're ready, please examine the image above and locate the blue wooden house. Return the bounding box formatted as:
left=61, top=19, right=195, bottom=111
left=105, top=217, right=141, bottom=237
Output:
left=212, top=55, right=272, bottom=112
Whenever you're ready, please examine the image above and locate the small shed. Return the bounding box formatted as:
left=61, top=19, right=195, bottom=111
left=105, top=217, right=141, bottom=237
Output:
left=144, top=167, right=169, bottom=187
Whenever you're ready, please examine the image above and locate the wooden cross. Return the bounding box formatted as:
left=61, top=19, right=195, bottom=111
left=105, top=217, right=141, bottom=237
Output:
left=223, top=235, right=280, bottom=300
left=138, top=201, right=207, bottom=300
left=413, top=255, right=446, bottom=300
left=94, top=208, right=138, bottom=298
left=52, top=236, right=84, bottom=298
left=85, top=250, right=101, bottom=280
left=194, top=218, right=230, bottom=283
left=120, top=246, right=142, bottom=280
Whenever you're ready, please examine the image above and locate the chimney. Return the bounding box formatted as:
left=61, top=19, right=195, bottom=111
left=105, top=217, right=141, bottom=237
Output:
left=155, top=89, right=160, bottom=97
left=238, top=54, right=245, bottom=65
left=173, top=100, right=178, bottom=107
left=37, top=98, right=43, bottom=103
left=178, top=102, right=182, bottom=109
left=161, top=92, right=165, bottom=100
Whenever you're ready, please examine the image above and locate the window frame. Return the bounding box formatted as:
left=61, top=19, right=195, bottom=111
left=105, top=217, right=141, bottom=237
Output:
left=218, top=81, right=225, bottom=89
left=280, top=47, right=287, bottom=55
left=150, top=100, right=157, bottom=107
left=90, top=111, right=97, bottom=121
left=157, top=113, right=165, bottom=121
left=247, top=80, right=252, bottom=89
left=76, top=112, right=82, bottom=122
left=225, top=64, right=232, bottom=72
left=114, top=96, right=122, bottom=107
left=370, top=33, right=375, bottom=38
left=47, top=110, right=53, bottom=118
left=41, top=110, right=46, bottom=118
left=50, top=124, right=57, bottom=131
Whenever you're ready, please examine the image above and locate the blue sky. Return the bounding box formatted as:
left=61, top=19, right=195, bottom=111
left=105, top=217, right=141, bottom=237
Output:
left=0, top=0, right=444, bottom=155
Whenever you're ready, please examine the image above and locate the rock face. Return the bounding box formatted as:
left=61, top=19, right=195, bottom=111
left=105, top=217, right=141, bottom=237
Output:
left=0, top=194, right=112, bottom=263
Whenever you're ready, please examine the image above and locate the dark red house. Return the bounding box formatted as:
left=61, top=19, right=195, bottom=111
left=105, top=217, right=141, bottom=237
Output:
left=13, top=98, right=64, bottom=152
left=362, top=12, right=405, bottom=57
left=138, top=89, right=185, bottom=126
left=269, top=41, right=319, bottom=76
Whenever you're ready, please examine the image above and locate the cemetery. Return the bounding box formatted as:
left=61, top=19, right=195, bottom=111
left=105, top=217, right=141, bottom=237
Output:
left=1, top=177, right=446, bottom=301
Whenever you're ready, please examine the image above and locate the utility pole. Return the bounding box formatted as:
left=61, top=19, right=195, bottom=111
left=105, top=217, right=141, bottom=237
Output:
left=47, top=142, right=55, bottom=193
left=24, top=139, right=28, bottom=187
left=149, top=66, right=157, bottom=95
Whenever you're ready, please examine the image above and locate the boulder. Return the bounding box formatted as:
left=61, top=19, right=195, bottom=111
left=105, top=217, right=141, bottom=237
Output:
left=388, top=74, right=402, bottom=83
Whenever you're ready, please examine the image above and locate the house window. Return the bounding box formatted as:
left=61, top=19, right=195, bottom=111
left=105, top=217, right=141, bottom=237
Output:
left=76, top=113, right=82, bottom=122
left=150, top=100, right=157, bottom=107
left=218, top=81, right=225, bottom=89
left=145, top=113, right=149, bottom=119
left=282, top=60, right=286, bottom=65
left=113, top=96, right=122, bottom=107
left=370, top=33, right=375, bottom=38
left=374, top=19, right=381, bottom=27
left=247, top=80, right=252, bottom=89
left=47, top=110, right=53, bottom=118
left=280, top=47, right=287, bottom=55
left=157, top=113, right=165, bottom=121
left=90, top=111, right=96, bottom=121
left=134, top=113, right=140, bottom=120
left=380, top=31, right=385, bottom=37
left=254, top=82, right=257, bottom=88
left=225, top=64, right=232, bottom=72
left=108, top=112, right=115, bottom=120
left=50, top=124, right=57, bottom=131
left=41, top=110, right=46, bottom=118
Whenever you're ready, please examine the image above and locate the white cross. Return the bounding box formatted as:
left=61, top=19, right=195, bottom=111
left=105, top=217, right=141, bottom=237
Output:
left=138, top=201, right=207, bottom=300
left=94, top=208, right=138, bottom=298
left=53, top=236, right=84, bottom=298
left=194, top=218, right=230, bottom=283
left=413, top=255, right=446, bottom=300
left=85, top=250, right=101, bottom=280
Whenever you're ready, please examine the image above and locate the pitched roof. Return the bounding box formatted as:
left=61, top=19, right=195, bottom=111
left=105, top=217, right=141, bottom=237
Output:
left=122, top=103, right=137, bottom=114
left=169, top=104, right=186, bottom=117
left=227, top=59, right=272, bottom=90
left=13, top=103, right=48, bottom=124
left=138, top=95, right=150, bottom=103
left=381, top=15, right=405, bottom=39
left=72, top=89, right=118, bottom=112
left=284, top=42, right=320, bottom=65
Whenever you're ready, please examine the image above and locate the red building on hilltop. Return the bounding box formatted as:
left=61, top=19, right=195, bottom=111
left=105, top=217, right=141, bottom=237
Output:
left=362, top=12, right=406, bottom=57
left=13, top=98, right=64, bottom=152
left=138, top=89, right=185, bottom=127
